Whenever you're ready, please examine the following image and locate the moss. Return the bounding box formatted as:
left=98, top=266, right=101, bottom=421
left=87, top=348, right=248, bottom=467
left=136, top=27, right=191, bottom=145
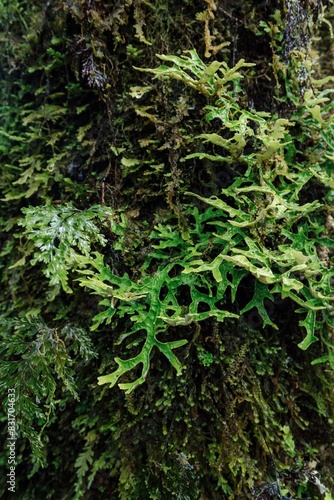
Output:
left=0, top=0, right=334, bottom=498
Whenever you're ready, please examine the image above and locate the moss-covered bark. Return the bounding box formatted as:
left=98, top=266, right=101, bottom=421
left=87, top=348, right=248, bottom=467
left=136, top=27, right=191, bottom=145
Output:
left=1, top=1, right=334, bottom=498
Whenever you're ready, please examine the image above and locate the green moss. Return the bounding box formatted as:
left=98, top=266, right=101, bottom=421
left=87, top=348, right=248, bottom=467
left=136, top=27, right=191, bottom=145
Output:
left=0, top=0, right=334, bottom=498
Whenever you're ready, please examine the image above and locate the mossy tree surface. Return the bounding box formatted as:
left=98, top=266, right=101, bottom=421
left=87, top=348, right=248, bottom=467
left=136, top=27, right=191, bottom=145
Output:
left=1, top=1, right=334, bottom=498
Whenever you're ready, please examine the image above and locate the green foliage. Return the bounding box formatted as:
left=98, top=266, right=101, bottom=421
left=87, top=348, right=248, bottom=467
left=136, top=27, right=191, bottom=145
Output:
left=196, top=346, right=214, bottom=367
left=16, top=203, right=123, bottom=296
left=76, top=224, right=238, bottom=391
left=0, top=315, right=97, bottom=472
left=1, top=0, right=334, bottom=498
left=12, top=47, right=332, bottom=397
left=67, top=49, right=333, bottom=391
left=186, top=183, right=332, bottom=350
left=135, top=49, right=254, bottom=97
